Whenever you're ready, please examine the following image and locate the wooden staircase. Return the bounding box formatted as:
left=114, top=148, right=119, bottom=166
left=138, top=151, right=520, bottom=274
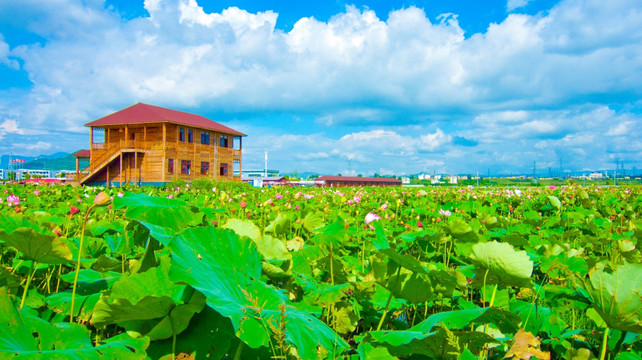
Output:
left=79, top=148, right=121, bottom=185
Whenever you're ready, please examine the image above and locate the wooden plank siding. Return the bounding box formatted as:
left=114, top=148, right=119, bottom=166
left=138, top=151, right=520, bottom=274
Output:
left=83, top=122, right=242, bottom=185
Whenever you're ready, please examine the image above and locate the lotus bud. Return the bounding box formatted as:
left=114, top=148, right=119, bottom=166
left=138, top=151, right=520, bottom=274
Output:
left=93, top=191, right=111, bottom=206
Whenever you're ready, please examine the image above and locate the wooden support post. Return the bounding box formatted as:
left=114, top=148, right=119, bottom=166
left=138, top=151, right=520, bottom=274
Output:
left=106, top=164, right=110, bottom=187
left=89, top=127, right=93, bottom=148
left=119, top=153, right=123, bottom=187
left=75, top=157, right=80, bottom=184
left=134, top=151, right=138, bottom=186
left=162, top=124, right=166, bottom=183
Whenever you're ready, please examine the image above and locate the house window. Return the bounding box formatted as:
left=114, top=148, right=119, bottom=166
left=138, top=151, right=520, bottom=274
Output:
left=219, top=163, right=228, bottom=176
left=168, top=159, right=174, bottom=174
left=179, top=127, right=185, bottom=142
left=181, top=160, right=191, bottom=175
left=201, top=131, right=210, bottom=145
left=220, top=134, right=228, bottom=148
left=188, top=129, right=193, bottom=143
left=201, top=161, right=209, bottom=175
left=233, top=136, right=242, bottom=150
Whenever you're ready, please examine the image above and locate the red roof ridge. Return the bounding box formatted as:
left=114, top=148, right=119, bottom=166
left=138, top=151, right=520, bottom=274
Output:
left=85, top=103, right=246, bottom=136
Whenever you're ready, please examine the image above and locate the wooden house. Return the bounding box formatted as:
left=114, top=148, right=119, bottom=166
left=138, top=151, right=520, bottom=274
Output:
left=73, top=103, right=245, bottom=186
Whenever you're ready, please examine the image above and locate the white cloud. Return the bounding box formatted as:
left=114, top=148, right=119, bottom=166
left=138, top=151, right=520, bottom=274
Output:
left=296, top=152, right=329, bottom=160
left=507, top=0, right=532, bottom=12
left=12, top=141, right=52, bottom=151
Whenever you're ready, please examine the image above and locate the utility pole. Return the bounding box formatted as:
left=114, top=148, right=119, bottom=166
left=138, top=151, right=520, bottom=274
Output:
left=533, top=161, right=537, bottom=183
left=614, top=158, right=618, bottom=186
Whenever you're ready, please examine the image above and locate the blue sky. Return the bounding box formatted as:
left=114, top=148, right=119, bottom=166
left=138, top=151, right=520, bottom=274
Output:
left=1, top=0, right=641, bottom=176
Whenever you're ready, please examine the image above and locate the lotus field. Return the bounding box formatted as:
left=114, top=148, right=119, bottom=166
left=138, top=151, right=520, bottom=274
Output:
left=0, top=181, right=641, bottom=360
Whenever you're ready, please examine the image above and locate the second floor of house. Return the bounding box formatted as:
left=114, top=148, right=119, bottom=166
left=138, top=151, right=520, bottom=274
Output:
left=89, top=123, right=243, bottom=154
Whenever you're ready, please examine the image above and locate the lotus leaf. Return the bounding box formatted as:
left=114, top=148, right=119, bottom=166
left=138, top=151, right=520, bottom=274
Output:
left=470, top=241, right=533, bottom=287
left=0, top=227, right=72, bottom=264
left=169, top=226, right=349, bottom=359
left=584, top=263, right=642, bottom=332
left=0, top=292, right=148, bottom=359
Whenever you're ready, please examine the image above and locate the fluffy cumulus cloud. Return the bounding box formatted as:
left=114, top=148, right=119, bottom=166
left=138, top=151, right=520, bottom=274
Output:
left=0, top=0, right=640, bottom=173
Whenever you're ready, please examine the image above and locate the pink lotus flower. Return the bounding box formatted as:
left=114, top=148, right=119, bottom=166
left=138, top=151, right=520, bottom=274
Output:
left=417, top=221, right=424, bottom=228
left=353, top=196, right=361, bottom=203
left=6, top=195, right=20, bottom=206
left=439, top=209, right=452, bottom=217
left=33, top=190, right=40, bottom=196
left=70, top=206, right=80, bottom=215
left=365, top=212, right=381, bottom=224
left=240, top=200, right=247, bottom=208
left=295, top=205, right=300, bottom=210
left=117, top=192, right=124, bottom=197
left=550, top=185, right=556, bottom=190
left=167, top=194, right=174, bottom=199
left=304, top=194, right=314, bottom=200
left=275, top=194, right=283, bottom=200
left=347, top=199, right=354, bottom=205
left=381, top=202, right=388, bottom=210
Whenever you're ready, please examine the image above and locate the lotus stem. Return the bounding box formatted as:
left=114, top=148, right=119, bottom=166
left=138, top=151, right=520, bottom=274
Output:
left=233, top=341, right=244, bottom=360
left=376, top=266, right=402, bottom=331
left=599, top=327, right=609, bottom=360
left=70, top=203, right=96, bottom=323
left=19, top=261, right=36, bottom=309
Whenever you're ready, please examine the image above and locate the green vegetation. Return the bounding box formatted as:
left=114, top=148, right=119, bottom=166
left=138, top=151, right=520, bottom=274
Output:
left=0, top=183, right=640, bottom=359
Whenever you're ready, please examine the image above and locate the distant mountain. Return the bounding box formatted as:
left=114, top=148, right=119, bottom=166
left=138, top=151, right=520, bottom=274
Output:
left=1, top=152, right=88, bottom=172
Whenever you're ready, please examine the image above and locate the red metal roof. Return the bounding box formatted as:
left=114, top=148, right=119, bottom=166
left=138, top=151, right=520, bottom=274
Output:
left=315, top=176, right=401, bottom=184
left=85, top=103, right=246, bottom=136
left=72, top=149, right=91, bottom=157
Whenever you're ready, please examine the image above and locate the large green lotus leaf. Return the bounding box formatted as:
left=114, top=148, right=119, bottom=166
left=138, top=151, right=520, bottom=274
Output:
left=311, top=220, right=346, bottom=247
left=303, top=211, right=325, bottom=232
left=88, top=218, right=127, bottom=236
left=368, top=307, right=521, bottom=347
left=146, top=307, right=237, bottom=360
left=367, top=327, right=496, bottom=359
left=0, top=265, right=20, bottom=294
left=0, top=227, right=72, bottom=264
left=113, top=192, right=203, bottom=232
left=264, top=212, right=291, bottom=236
left=48, top=269, right=119, bottom=321
left=91, top=263, right=204, bottom=340
left=0, top=292, right=148, bottom=359
left=584, top=263, right=642, bottom=332
left=295, top=274, right=352, bottom=306
left=0, top=214, right=46, bottom=234
left=224, top=218, right=261, bottom=241
left=255, top=234, right=291, bottom=263
left=469, top=241, right=533, bottom=287
left=547, top=195, right=561, bottom=209
left=169, top=226, right=349, bottom=359
left=379, top=269, right=456, bottom=304
left=448, top=218, right=478, bottom=242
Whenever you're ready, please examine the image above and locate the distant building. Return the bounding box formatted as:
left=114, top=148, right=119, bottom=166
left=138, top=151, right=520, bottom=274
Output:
left=241, top=169, right=279, bottom=177
left=589, top=172, right=604, bottom=179
left=0, top=169, right=3, bottom=180
left=418, top=173, right=431, bottom=180
left=15, top=169, right=51, bottom=180
left=448, top=175, right=458, bottom=184
left=401, top=177, right=411, bottom=184
left=242, top=176, right=287, bottom=187
left=315, top=175, right=401, bottom=187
